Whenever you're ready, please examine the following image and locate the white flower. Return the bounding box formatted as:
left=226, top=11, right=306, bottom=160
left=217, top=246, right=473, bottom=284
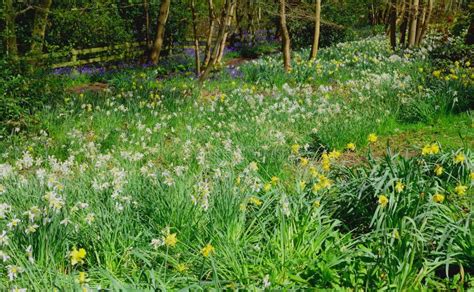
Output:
left=151, top=238, right=164, bottom=249
left=7, top=265, right=23, bottom=281
left=26, top=245, right=34, bottom=263
left=263, top=274, right=271, bottom=288
left=0, top=230, right=10, bottom=246
left=0, top=250, right=11, bottom=262
left=7, top=218, right=21, bottom=230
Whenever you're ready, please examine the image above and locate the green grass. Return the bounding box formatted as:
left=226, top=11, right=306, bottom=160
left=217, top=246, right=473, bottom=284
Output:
left=0, top=35, right=473, bottom=290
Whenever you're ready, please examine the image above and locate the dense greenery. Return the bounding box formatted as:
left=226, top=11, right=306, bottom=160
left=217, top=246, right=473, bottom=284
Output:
left=1, top=0, right=473, bottom=290
left=0, top=33, right=473, bottom=289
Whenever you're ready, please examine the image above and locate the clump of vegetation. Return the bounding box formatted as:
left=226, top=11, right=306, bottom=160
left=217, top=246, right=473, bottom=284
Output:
left=0, top=0, right=473, bottom=290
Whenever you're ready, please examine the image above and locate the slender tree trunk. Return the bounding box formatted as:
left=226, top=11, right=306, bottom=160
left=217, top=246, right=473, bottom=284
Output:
left=216, top=0, right=235, bottom=64
left=415, top=0, right=425, bottom=45
left=144, top=0, right=150, bottom=48
left=399, top=0, right=409, bottom=46
left=199, top=0, right=233, bottom=82
left=203, top=0, right=216, bottom=67
left=279, top=0, right=291, bottom=72
left=30, top=0, right=52, bottom=56
left=5, top=0, right=18, bottom=57
left=417, top=0, right=433, bottom=45
left=150, top=0, right=171, bottom=65
left=408, top=0, right=419, bottom=47
left=389, top=0, right=397, bottom=50
left=466, top=18, right=474, bottom=45
left=309, top=0, right=321, bottom=61
left=190, top=0, right=201, bottom=76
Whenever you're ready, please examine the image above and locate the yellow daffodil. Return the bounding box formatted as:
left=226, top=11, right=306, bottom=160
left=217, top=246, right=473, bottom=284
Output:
left=346, top=143, right=356, bottom=151
left=201, top=243, right=214, bottom=257
left=378, top=195, right=389, bottom=207
left=300, top=157, right=309, bottom=166
left=434, top=165, right=444, bottom=176
left=454, top=184, right=467, bottom=196
left=263, top=183, right=271, bottom=192
left=249, top=196, right=262, bottom=206
left=70, top=247, right=86, bottom=266
left=271, top=176, right=280, bottom=185
left=368, top=133, right=378, bottom=143
left=291, top=144, right=300, bottom=154
left=164, top=233, right=178, bottom=247
left=395, top=181, right=405, bottom=193
left=432, top=193, right=445, bottom=203
left=454, top=152, right=465, bottom=164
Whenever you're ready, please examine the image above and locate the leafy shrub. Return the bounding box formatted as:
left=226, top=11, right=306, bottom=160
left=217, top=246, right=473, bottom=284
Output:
left=0, top=59, right=64, bottom=134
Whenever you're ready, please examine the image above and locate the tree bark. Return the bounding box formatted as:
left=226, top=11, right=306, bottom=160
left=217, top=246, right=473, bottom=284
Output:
left=389, top=0, right=397, bottom=50
left=144, top=0, right=150, bottom=48
left=190, top=0, right=201, bottom=76
left=203, top=0, right=216, bottom=68
left=279, top=0, right=291, bottom=72
left=417, top=0, right=433, bottom=45
left=309, top=0, right=321, bottom=61
left=216, top=0, right=235, bottom=64
left=415, top=0, right=425, bottom=45
left=408, top=0, right=419, bottom=47
left=4, top=0, right=18, bottom=57
left=30, top=0, right=52, bottom=56
left=150, top=0, right=171, bottom=65
left=467, top=18, right=474, bottom=45
left=399, top=0, right=409, bottom=46
left=199, top=0, right=233, bottom=82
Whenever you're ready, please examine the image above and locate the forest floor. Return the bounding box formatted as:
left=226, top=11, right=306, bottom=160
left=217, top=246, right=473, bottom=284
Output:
left=0, top=35, right=472, bottom=290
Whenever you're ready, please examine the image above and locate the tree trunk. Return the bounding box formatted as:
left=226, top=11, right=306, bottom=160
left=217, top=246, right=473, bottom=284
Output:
left=279, top=0, right=291, bottom=72
left=399, top=0, right=409, bottom=46
left=30, top=0, right=52, bottom=56
left=415, top=0, right=425, bottom=45
left=408, top=0, right=419, bottom=47
left=150, top=0, right=171, bottom=65
left=190, top=0, right=201, bottom=76
left=417, top=0, right=433, bottom=45
left=466, top=18, right=474, bottom=45
left=4, top=0, right=18, bottom=57
left=216, top=1, right=235, bottom=64
left=203, top=0, right=216, bottom=68
left=144, top=0, right=150, bottom=48
left=199, top=0, right=233, bottom=82
left=389, top=0, right=397, bottom=50
left=309, top=0, right=321, bottom=61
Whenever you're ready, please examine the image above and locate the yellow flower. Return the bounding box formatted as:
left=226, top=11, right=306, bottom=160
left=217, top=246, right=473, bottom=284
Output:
left=432, top=70, right=441, bottom=78
left=300, top=157, right=309, bottom=166
left=271, top=176, right=280, bottom=185
left=454, top=184, right=467, bottom=196
left=470, top=172, right=474, bottom=181
left=165, top=233, right=178, bottom=247
left=395, top=181, right=405, bottom=193
left=299, top=180, right=307, bottom=190
left=432, top=193, right=445, bottom=203
left=70, top=247, right=86, bottom=265
left=368, top=133, right=378, bottom=143
left=422, top=143, right=440, bottom=155
left=291, top=144, right=300, bottom=154
left=321, top=153, right=331, bottom=171
left=328, top=150, right=341, bottom=159
left=175, top=263, right=188, bottom=273
left=346, top=143, right=356, bottom=151
left=309, top=166, right=319, bottom=178
left=378, top=195, right=389, bottom=207
left=78, top=272, right=87, bottom=285
left=263, top=183, right=271, bottom=192
left=249, top=196, right=262, bottom=206
left=454, top=152, right=465, bottom=164
left=434, top=165, right=444, bottom=176
left=201, top=243, right=214, bottom=257
left=313, top=200, right=321, bottom=208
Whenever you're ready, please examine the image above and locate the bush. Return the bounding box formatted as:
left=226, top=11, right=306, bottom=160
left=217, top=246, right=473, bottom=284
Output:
left=0, top=59, right=64, bottom=134
left=288, top=18, right=354, bottom=49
